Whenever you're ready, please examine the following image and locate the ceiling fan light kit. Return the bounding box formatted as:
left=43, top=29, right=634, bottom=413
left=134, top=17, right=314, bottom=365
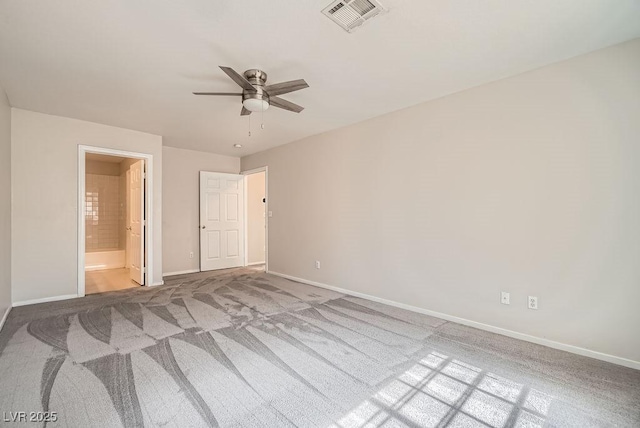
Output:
left=243, top=98, right=269, bottom=112
left=194, top=66, right=308, bottom=116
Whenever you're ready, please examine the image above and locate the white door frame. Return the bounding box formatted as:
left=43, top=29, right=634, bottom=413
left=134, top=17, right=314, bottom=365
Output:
left=77, top=145, right=155, bottom=297
left=241, top=166, right=268, bottom=272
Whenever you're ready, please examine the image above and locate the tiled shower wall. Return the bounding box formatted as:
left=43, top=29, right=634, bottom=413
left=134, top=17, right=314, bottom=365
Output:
left=85, top=174, right=124, bottom=251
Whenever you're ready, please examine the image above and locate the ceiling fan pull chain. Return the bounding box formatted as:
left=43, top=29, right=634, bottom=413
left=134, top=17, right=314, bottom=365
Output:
left=261, top=104, right=265, bottom=130
left=248, top=114, right=252, bottom=137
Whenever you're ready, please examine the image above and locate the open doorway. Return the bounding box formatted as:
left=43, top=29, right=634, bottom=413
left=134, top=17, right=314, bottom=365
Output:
left=78, top=145, right=154, bottom=297
left=244, top=167, right=268, bottom=272
left=82, top=153, right=144, bottom=294
left=197, top=167, right=268, bottom=274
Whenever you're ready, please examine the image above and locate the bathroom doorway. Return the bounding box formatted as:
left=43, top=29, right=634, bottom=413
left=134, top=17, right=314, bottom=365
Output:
left=78, top=146, right=152, bottom=295
left=83, top=153, right=143, bottom=294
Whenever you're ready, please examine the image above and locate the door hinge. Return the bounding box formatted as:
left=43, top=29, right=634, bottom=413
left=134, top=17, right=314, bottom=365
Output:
left=143, top=220, right=146, bottom=226
left=143, top=172, right=146, bottom=179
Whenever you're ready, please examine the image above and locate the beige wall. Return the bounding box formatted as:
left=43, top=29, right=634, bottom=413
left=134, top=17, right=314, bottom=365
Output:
left=0, top=85, right=11, bottom=318
left=247, top=171, right=266, bottom=264
left=162, top=146, right=240, bottom=275
left=86, top=159, right=120, bottom=176
left=11, top=109, right=163, bottom=303
left=242, top=39, right=640, bottom=364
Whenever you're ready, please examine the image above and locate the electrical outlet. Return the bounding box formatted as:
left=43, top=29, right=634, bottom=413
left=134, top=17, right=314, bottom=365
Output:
left=189, top=252, right=194, bottom=259
left=528, top=296, right=538, bottom=310
left=501, top=292, right=510, bottom=305
left=315, top=261, right=320, bottom=269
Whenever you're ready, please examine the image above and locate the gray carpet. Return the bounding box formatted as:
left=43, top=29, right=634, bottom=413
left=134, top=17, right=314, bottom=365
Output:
left=0, top=267, right=638, bottom=427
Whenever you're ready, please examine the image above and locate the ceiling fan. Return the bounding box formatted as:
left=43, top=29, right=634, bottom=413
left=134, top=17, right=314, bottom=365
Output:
left=193, top=66, right=309, bottom=116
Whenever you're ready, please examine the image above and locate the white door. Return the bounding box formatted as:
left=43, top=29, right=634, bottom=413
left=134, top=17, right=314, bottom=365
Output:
left=125, top=169, right=132, bottom=269
left=200, top=171, right=245, bottom=271
left=129, top=160, right=145, bottom=284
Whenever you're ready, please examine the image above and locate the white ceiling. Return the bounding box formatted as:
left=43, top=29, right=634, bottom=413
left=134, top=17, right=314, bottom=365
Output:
left=1, top=1, right=639, bottom=157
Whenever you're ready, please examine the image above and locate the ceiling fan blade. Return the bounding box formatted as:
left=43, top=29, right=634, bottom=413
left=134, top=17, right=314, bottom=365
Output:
left=193, top=92, right=242, bottom=96
left=270, top=96, right=304, bottom=113
left=241, top=107, right=252, bottom=116
left=263, top=79, right=309, bottom=96
left=219, top=66, right=257, bottom=92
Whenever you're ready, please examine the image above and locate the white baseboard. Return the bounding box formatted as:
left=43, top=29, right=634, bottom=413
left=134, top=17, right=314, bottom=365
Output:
left=163, top=269, right=200, bottom=277
left=0, top=306, right=11, bottom=332
left=13, top=281, right=165, bottom=306
left=268, top=271, right=640, bottom=371
left=13, top=294, right=80, bottom=307
left=247, top=261, right=266, bottom=266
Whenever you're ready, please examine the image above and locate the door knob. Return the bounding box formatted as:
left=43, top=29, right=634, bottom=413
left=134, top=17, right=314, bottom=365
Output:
left=201, top=225, right=206, bottom=229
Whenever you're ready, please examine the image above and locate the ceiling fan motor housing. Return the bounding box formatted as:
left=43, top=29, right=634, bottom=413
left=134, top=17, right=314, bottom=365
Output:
left=242, top=69, right=270, bottom=111
left=244, top=69, right=267, bottom=85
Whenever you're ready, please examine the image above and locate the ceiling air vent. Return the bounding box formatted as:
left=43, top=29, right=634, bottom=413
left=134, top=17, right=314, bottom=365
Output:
left=322, top=0, right=387, bottom=33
